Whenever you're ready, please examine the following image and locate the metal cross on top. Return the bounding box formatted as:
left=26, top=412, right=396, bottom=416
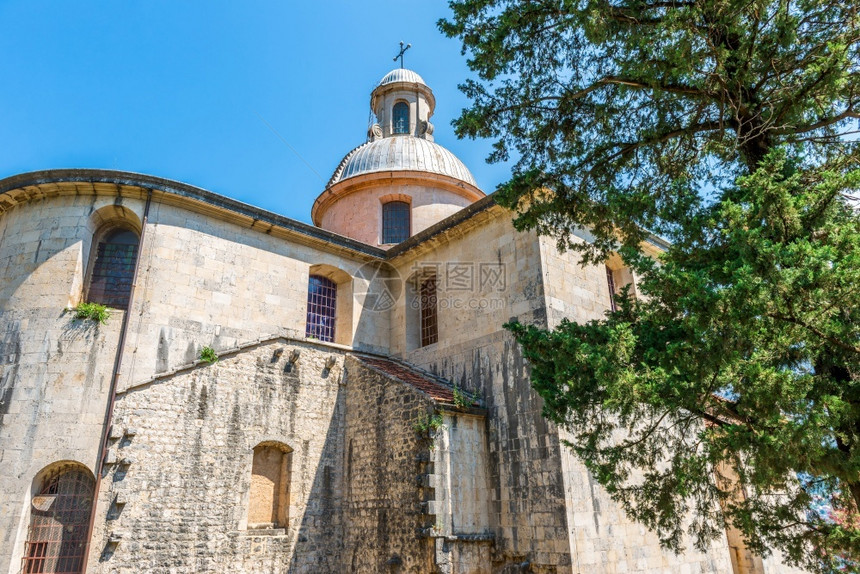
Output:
left=393, top=41, right=411, bottom=68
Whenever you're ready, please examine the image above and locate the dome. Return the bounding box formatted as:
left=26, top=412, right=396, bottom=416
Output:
left=377, top=68, right=426, bottom=87
left=327, top=137, right=478, bottom=188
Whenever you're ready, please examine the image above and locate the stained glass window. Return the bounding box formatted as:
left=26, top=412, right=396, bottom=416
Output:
left=393, top=102, right=409, bottom=134
left=306, top=275, right=337, bottom=343
left=382, top=201, right=410, bottom=244
left=88, top=229, right=138, bottom=310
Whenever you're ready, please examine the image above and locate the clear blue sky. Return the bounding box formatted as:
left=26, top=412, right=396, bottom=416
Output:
left=0, top=1, right=512, bottom=224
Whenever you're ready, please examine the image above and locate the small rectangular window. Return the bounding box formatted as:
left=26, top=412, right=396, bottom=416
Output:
left=420, top=276, right=438, bottom=347
left=382, top=201, right=410, bottom=244
left=393, top=101, right=410, bottom=134
left=606, top=265, right=617, bottom=312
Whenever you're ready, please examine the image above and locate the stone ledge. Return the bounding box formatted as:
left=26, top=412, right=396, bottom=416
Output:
left=236, top=528, right=288, bottom=538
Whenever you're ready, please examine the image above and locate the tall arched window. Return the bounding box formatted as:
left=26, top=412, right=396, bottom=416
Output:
left=393, top=102, right=409, bottom=134
left=22, top=465, right=95, bottom=574
left=248, top=443, right=292, bottom=529
left=88, top=228, right=139, bottom=309
left=420, top=275, right=438, bottom=347
left=306, top=275, right=337, bottom=343
left=382, top=201, right=410, bottom=244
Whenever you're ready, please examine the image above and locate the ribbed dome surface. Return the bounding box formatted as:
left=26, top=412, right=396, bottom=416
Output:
left=327, top=137, right=478, bottom=188
left=377, top=68, right=426, bottom=87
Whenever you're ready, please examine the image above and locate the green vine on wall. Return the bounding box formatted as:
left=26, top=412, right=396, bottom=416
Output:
left=413, top=412, right=444, bottom=435
left=453, top=385, right=476, bottom=409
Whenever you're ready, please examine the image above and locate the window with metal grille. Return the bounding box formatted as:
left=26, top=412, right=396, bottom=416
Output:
left=22, top=466, right=94, bottom=574
left=393, top=102, right=409, bottom=134
left=306, top=275, right=337, bottom=343
left=88, top=228, right=138, bottom=310
left=606, top=266, right=618, bottom=312
left=420, top=276, right=438, bottom=347
left=382, top=201, right=410, bottom=244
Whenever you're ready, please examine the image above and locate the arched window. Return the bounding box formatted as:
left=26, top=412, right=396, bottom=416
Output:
left=248, top=443, right=292, bottom=529
left=393, top=102, right=410, bottom=135
left=22, top=465, right=95, bottom=574
left=382, top=201, right=411, bottom=244
left=88, top=228, right=139, bottom=309
left=420, top=275, right=438, bottom=347
left=306, top=275, right=337, bottom=343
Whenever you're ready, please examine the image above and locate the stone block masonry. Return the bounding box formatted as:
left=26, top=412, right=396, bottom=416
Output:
left=94, top=340, right=347, bottom=573
left=341, top=355, right=440, bottom=573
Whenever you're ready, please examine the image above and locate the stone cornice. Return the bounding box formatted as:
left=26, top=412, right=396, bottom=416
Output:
left=311, top=170, right=485, bottom=226
left=0, top=169, right=667, bottom=265
left=0, top=169, right=386, bottom=260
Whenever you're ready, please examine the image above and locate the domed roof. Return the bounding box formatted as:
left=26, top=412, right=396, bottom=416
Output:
left=327, top=137, right=478, bottom=188
left=377, top=68, right=426, bottom=87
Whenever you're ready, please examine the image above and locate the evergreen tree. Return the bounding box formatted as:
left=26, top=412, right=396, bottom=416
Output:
left=441, top=1, right=860, bottom=570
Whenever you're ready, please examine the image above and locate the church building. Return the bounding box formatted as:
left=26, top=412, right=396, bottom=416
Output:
left=0, top=68, right=803, bottom=573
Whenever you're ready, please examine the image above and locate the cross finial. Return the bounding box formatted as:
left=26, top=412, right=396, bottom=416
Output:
left=393, top=41, right=411, bottom=69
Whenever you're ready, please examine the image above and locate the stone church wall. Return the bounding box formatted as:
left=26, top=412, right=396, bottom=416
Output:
left=0, top=191, right=388, bottom=573
left=0, top=196, right=134, bottom=572
left=539, top=236, right=736, bottom=572
left=340, top=355, right=437, bottom=573
left=119, top=199, right=388, bottom=392
left=390, top=209, right=574, bottom=572
left=92, top=339, right=346, bottom=573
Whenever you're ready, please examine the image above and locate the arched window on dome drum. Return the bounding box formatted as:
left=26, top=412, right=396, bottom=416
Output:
left=306, top=275, right=337, bottom=343
left=22, top=465, right=95, bottom=574
left=393, top=101, right=409, bottom=134
left=88, top=228, right=139, bottom=310
left=382, top=201, right=411, bottom=244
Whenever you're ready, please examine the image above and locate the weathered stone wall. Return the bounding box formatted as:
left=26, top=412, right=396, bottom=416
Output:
left=341, top=355, right=436, bottom=573
left=93, top=339, right=346, bottom=573
left=432, top=411, right=494, bottom=574
left=121, top=198, right=388, bottom=391
left=433, top=412, right=492, bottom=537
left=0, top=190, right=388, bottom=573
left=540, top=236, right=737, bottom=573
left=0, top=196, right=131, bottom=573
left=0, top=182, right=811, bottom=574
left=390, top=209, right=574, bottom=572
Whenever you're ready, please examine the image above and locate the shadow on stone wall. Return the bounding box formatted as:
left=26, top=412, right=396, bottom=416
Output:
left=286, top=380, right=346, bottom=572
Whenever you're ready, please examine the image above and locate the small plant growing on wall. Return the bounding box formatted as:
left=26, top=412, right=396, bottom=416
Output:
left=73, top=302, right=111, bottom=324
left=453, top=385, right=476, bottom=409
left=199, top=346, right=218, bottom=364
left=413, top=412, right=444, bottom=435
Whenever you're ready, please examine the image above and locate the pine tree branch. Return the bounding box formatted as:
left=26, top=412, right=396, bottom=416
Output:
left=767, top=313, right=860, bottom=354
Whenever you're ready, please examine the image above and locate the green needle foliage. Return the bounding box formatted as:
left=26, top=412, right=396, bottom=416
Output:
left=442, top=0, right=860, bottom=570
